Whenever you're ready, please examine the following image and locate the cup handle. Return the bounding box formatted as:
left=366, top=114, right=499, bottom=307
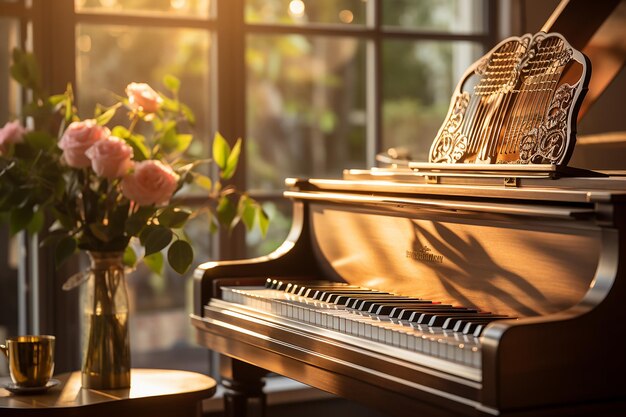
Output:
left=0, top=344, right=7, bottom=358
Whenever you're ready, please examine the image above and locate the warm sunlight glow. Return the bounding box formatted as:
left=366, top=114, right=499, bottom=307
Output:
left=288, top=0, right=305, bottom=18
left=339, top=9, right=354, bottom=23
left=170, top=0, right=187, bottom=10
left=77, top=34, right=92, bottom=53
left=99, top=0, right=117, bottom=8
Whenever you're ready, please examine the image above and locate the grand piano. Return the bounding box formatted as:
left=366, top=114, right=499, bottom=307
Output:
left=192, top=1, right=626, bottom=416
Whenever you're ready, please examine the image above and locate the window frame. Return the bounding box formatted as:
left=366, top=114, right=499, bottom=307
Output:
left=1, top=0, right=499, bottom=373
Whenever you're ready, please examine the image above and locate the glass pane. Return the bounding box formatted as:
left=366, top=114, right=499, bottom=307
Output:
left=246, top=0, right=367, bottom=26
left=246, top=199, right=292, bottom=257
left=129, top=211, right=213, bottom=373
left=76, top=24, right=212, bottom=156
left=0, top=17, right=20, bottom=378
left=247, top=34, right=367, bottom=191
left=75, top=0, right=211, bottom=18
left=76, top=24, right=212, bottom=373
left=382, top=40, right=483, bottom=161
left=383, top=0, right=486, bottom=34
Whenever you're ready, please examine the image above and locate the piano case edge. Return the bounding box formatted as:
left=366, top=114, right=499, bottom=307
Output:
left=481, top=224, right=626, bottom=413
left=193, top=201, right=324, bottom=316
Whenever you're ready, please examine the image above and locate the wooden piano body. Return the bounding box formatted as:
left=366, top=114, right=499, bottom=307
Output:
left=192, top=172, right=626, bottom=417
left=192, top=1, right=626, bottom=416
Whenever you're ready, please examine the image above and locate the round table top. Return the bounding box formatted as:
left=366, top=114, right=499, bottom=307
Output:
left=0, top=368, right=217, bottom=411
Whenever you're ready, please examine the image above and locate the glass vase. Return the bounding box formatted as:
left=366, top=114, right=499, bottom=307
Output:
left=81, top=251, right=131, bottom=389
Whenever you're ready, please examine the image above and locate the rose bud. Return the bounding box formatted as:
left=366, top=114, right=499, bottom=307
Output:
left=125, top=82, right=163, bottom=114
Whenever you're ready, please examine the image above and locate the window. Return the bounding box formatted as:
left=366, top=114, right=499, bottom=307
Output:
left=0, top=0, right=496, bottom=376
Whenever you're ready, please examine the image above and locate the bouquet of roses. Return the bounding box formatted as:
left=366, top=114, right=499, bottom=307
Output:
left=0, top=49, right=268, bottom=277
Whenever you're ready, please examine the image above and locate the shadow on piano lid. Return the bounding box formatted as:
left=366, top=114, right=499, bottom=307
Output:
left=192, top=2, right=626, bottom=416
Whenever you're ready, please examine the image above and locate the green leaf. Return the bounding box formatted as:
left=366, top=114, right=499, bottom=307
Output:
left=159, top=127, right=178, bottom=153
left=26, top=209, right=45, bottom=235
left=40, top=230, right=69, bottom=248
left=212, top=132, right=230, bottom=169
left=157, top=207, right=191, bottom=228
left=24, top=52, right=42, bottom=91
left=238, top=196, right=256, bottom=230
left=221, top=138, right=241, bottom=180
left=142, top=225, right=173, bottom=256
left=111, top=125, right=130, bottom=138
left=139, top=223, right=160, bottom=245
left=48, top=94, right=66, bottom=107
left=95, top=106, right=118, bottom=126
left=51, top=207, right=76, bottom=230
left=55, top=236, right=77, bottom=267
left=174, top=134, right=193, bottom=153
left=194, top=173, right=212, bottom=191
left=10, top=54, right=29, bottom=87
left=181, top=103, right=196, bottom=124
left=24, top=131, right=56, bottom=151
left=123, top=246, right=137, bottom=268
left=216, top=195, right=236, bottom=227
left=113, top=126, right=149, bottom=160
left=167, top=240, right=194, bottom=275
left=143, top=252, right=164, bottom=275
left=258, top=206, right=270, bottom=238
left=163, top=74, right=180, bottom=93
left=124, top=133, right=150, bottom=161
left=64, top=84, right=73, bottom=124
left=10, top=205, right=34, bottom=236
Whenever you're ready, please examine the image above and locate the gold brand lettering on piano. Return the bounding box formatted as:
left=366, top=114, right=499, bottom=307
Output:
left=405, top=246, right=444, bottom=264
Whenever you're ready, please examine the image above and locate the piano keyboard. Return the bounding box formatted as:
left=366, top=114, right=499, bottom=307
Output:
left=218, top=279, right=516, bottom=369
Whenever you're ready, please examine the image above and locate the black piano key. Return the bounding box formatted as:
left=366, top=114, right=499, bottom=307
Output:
left=320, top=290, right=386, bottom=303
left=390, top=304, right=450, bottom=319
left=352, top=297, right=416, bottom=310
left=400, top=306, right=458, bottom=321
left=415, top=309, right=480, bottom=325
left=448, top=316, right=507, bottom=332
left=463, top=317, right=512, bottom=335
left=309, top=287, right=364, bottom=299
left=393, top=305, right=451, bottom=320
left=298, top=285, right=362, bottom=298
left=441, top=315, right=498, bottom=330
left=371, top=301, right=437, bottom=315
left=266, top=278, right=283, bottom=289
left=333, top=295, right=408, bottom=308
left=302, top=285, right=357, bottom=297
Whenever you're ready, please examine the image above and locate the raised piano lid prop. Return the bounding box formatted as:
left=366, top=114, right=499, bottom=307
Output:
left=193, top=21, right=626, bottom=417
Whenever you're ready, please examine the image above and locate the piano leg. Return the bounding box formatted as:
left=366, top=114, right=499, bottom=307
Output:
left=220, top=355, right=268, bottom=417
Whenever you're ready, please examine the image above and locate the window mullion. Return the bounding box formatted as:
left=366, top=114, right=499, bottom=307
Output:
left=215, top=0, right=247, bottom=260
left=367, top=0, right=382, bottom=165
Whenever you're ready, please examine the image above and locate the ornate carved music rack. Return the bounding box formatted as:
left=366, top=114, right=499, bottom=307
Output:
left=412, top=31, right=594, bottom=181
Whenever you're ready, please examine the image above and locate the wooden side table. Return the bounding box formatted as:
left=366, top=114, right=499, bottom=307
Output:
left=0, top=368, right=217, bottom=417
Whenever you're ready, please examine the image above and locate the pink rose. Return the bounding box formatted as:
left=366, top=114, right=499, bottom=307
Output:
left=0, top=120, right=27, bottom=154
left=85, top=136, right=133, bottom=180
left=58, top=119, right=110, bottom=168
left=121, top=160, right=179, bottom=206
left=125, top=82, right=163, bottom=113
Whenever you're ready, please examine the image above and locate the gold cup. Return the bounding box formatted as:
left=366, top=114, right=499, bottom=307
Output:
left=0, top=335, right=55, bottom=387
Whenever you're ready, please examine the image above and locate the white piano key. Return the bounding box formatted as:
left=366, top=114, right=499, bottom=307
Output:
left=219, top=285, right=482, bottom=368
